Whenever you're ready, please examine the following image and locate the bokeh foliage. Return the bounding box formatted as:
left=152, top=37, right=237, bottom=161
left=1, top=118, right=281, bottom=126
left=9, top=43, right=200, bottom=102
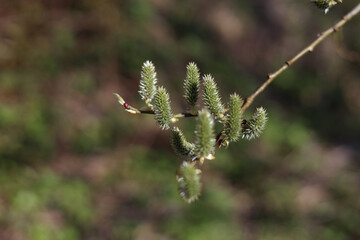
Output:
left=0, top=0, right=359, bottom=239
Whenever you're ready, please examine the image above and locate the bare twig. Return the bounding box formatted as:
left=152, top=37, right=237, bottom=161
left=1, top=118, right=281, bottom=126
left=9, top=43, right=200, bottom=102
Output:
left=242, top=3, right=360, bottom=111
left=114, top=93, right=198, bottom=119
left=140, top=110, right=197, bottom=118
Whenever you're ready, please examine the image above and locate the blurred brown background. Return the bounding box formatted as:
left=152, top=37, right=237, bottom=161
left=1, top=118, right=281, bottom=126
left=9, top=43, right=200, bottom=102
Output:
left=0, top=0, right=359, bottom=239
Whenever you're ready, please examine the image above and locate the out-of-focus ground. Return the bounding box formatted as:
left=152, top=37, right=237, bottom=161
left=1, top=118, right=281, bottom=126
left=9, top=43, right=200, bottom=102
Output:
left=0, top=0, right=359, bottom=239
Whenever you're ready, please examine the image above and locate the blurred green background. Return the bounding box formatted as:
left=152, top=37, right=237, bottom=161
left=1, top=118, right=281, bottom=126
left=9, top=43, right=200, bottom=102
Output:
left=0, top=0, right=359, bottom=239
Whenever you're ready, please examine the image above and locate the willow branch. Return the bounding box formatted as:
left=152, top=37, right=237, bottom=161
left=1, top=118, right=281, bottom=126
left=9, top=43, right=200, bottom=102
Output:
left=140, top=110, right=197, bottom=118
left=114, top=93, right=198, bottom=120
left=242, top=3, right=360, bottom=111
left=126, top=108, right=197, bottom=119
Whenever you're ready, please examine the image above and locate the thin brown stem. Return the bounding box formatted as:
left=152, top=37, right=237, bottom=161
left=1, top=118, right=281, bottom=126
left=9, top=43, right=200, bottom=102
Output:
left=114, top=93, right=198, bottom=118
left=139, top=110, right=197, bottom=118
left=241, top=3, right=360, bottom=111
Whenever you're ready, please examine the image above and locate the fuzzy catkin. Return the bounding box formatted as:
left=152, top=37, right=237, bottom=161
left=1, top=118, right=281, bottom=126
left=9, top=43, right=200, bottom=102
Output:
left=223, top=93, right=243, bottom=143
left=153, top=87, right=173, bottom=130
left=242, top=107, right=268, bottom=140
left=195, top=109, right=215, bottom=159
left=203, top=74, right=225, bottom=120
left=171, top=127, right=196, bottom=160
left=177, top=161, right=202, bottom=203
left=184, top=62, right=200, bottom=107
left=139, top=60, right=157, bottom=103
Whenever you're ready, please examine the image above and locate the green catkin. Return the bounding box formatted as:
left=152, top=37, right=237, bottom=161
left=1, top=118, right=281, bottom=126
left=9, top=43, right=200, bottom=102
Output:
left=311, top=0, right=342, bottom=13
left=153, top=86, right=173, bottom=130
left=195, top=109, right=215, bottom=163
left=242, top=107, right=268, bottom=140
left=203, top=74, right=225, bottom=120
left=171, top=127, right=196, bottom=160
left=223, top=93, right=244, bottom=143
left=177, top=161, right=202, bottom=203
left=139, top=60, right=157, bottom=104
left=184, top=62, right=200, bottom=107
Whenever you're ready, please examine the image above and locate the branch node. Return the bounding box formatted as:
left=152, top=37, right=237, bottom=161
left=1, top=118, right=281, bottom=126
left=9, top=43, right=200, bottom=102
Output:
left=342, top=15, right=350, bottom=21
left=285, top=61, right=291, bottom=66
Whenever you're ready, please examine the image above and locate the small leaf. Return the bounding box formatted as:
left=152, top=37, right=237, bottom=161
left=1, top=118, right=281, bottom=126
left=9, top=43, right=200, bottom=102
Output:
left=114, top=93, right=140, bottom=114
left=177, top=161, right=201, bottom=203
left=195, top=109, right=215, bottom=162
left=203, top=74, right=225, bottom=120
left=242, top=107, right=268, bottom=140
left=153, top=86, right=173, bottom=130
left=114, top=93, right=125, bottom=105
left=222, top=93, right=243, bottom=143
left=139, top=60, right=157, bottom=104
left=171, top=127, right=196, bottom=160
left=184, top=62, right=200, bottom=107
